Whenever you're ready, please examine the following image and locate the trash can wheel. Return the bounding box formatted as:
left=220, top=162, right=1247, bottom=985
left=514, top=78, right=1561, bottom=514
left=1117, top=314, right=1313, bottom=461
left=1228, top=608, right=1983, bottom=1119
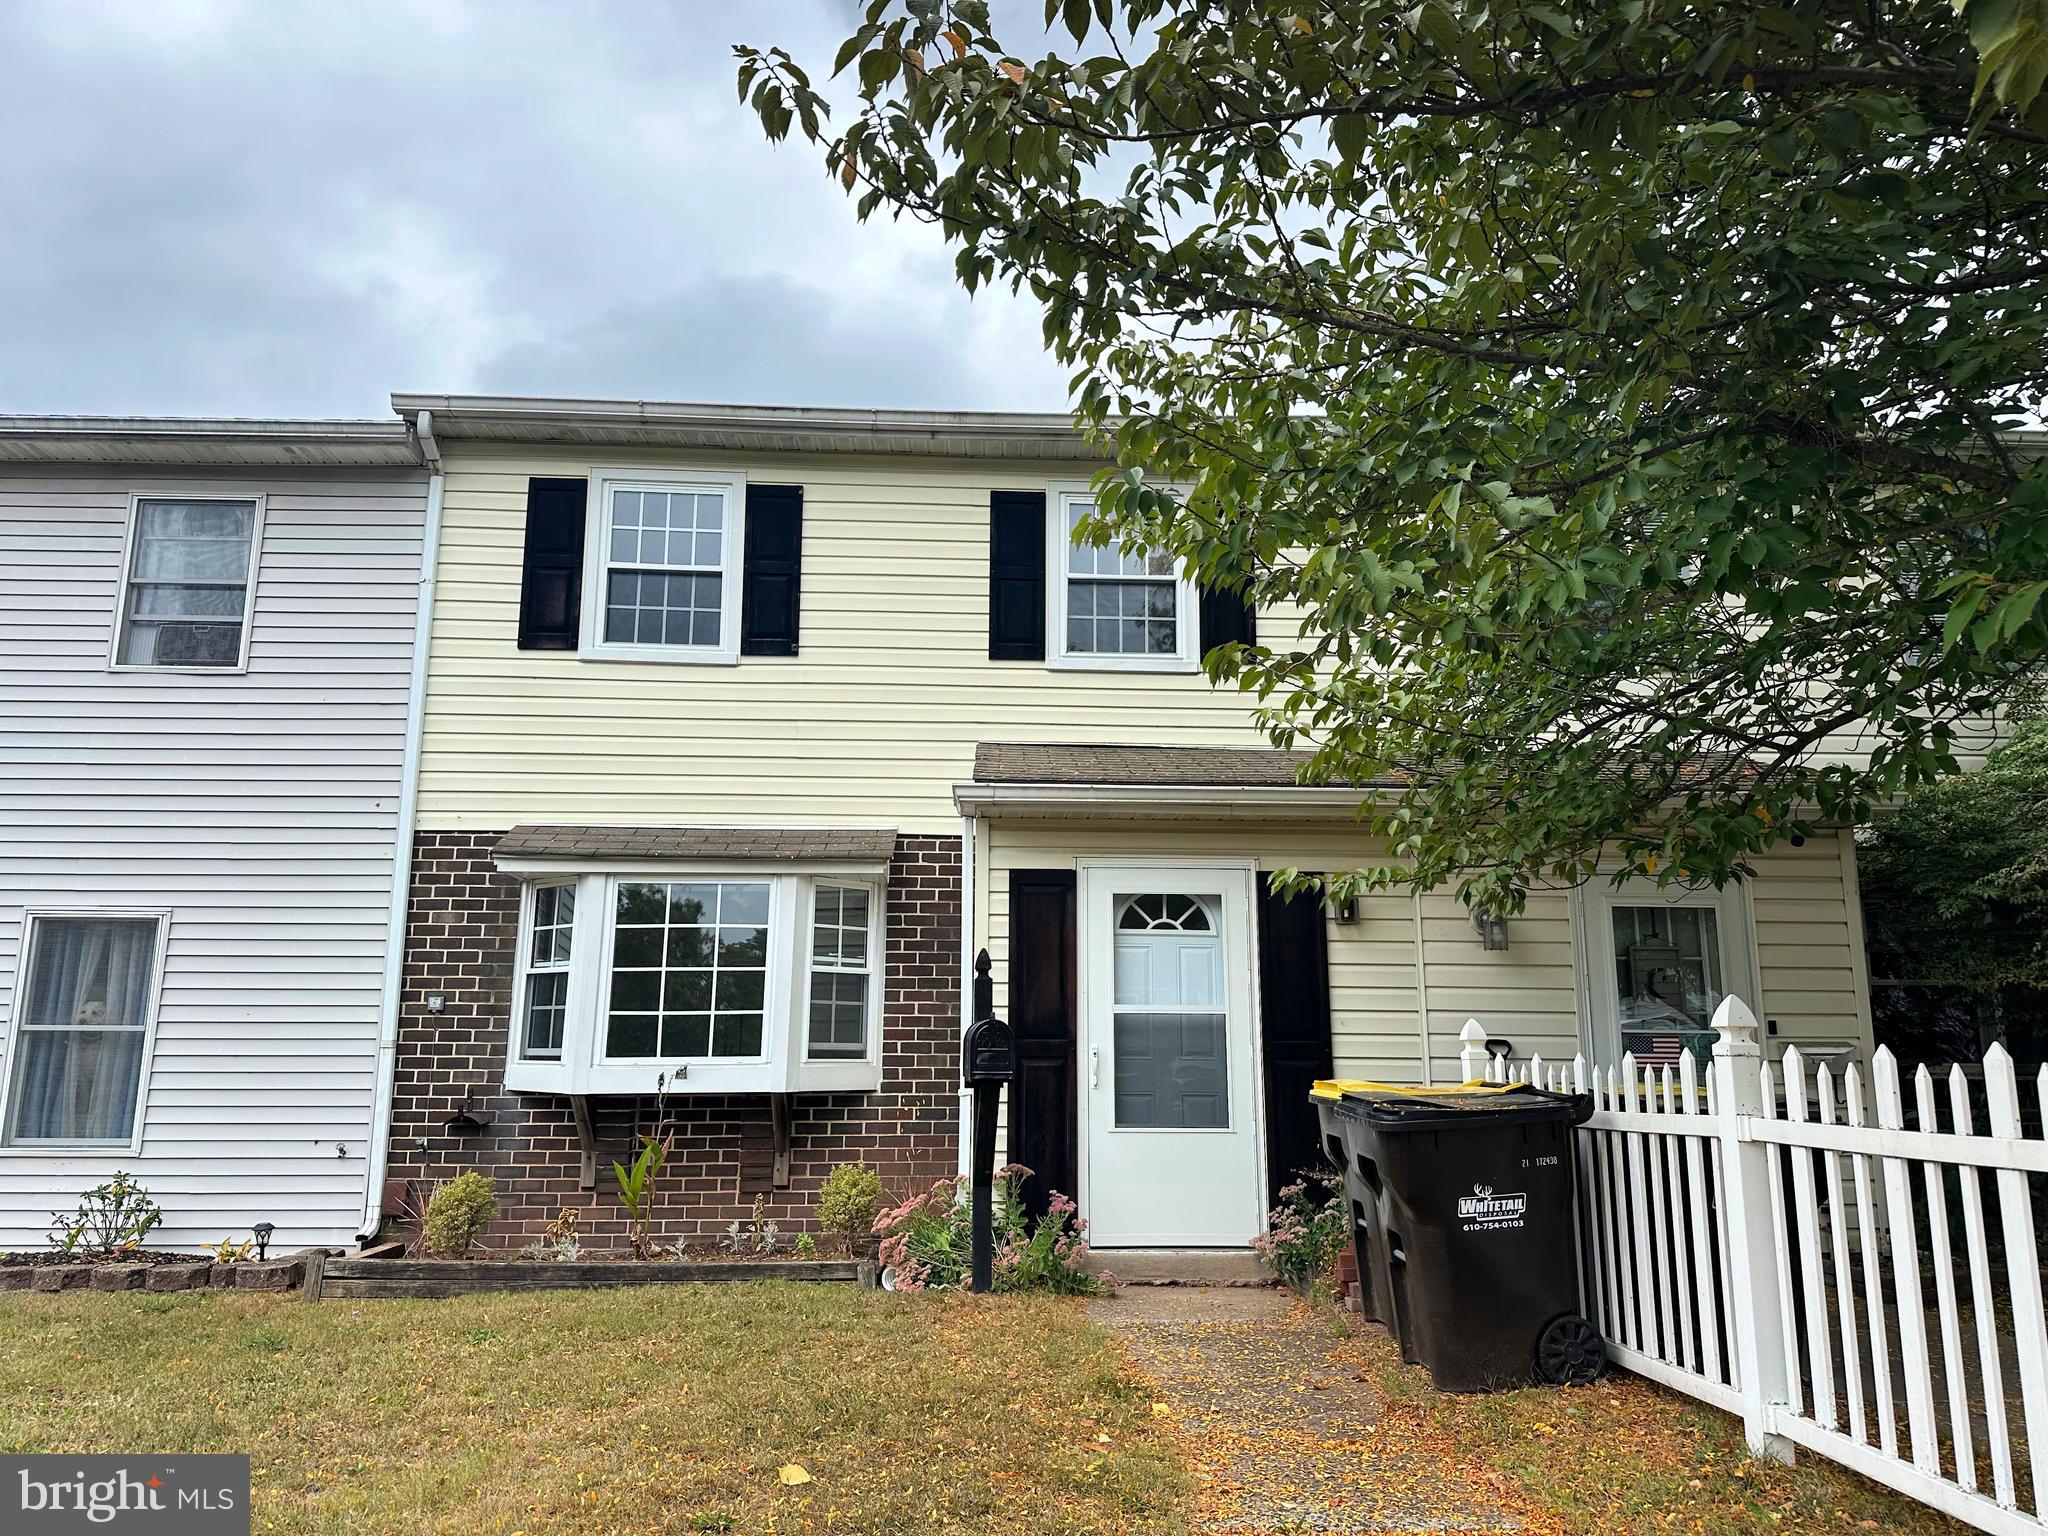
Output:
left=1534, top=1313, right=1605, bottom=1386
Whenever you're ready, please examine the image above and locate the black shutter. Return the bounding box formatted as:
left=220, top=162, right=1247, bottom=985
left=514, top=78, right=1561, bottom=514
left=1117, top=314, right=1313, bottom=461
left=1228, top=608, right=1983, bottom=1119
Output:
left=517, top=477, right=587, bottom=650
left=740, top=483, right=803, bottom=656
left=1256, top=877, right=1334, bottom=1209
left=1008, top=868, right=1077, bottom=1223
left=988, top=490, right=1047, bottom=660
left=1199, top=585, right=1257, bottom=654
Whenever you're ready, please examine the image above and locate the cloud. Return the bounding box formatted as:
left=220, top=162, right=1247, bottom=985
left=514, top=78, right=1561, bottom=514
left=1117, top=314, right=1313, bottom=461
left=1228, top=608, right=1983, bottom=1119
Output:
left=479, top=271, right=1028, bottom=409
left=0, top=1, right=1069, bottom=418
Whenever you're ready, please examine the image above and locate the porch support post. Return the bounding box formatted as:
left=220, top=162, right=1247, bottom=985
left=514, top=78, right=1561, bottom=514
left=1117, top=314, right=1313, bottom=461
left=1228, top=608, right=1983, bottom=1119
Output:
left=1711, top=995, right=1796, bottom=1463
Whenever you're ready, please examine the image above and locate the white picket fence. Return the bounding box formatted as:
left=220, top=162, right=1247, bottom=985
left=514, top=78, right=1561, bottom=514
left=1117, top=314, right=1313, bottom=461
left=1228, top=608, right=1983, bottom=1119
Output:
left=1459, top=1003, right=2048, bottom=1536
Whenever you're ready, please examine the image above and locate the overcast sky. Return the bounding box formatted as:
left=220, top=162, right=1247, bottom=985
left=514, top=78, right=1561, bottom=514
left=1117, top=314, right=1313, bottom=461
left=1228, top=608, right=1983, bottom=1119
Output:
left=0, top=1, right=1071, bottom=420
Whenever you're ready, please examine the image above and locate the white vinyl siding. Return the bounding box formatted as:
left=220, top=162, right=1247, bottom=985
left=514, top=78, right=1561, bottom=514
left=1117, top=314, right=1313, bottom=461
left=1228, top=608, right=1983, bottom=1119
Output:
left=0, top=466, right=427, bottom=1249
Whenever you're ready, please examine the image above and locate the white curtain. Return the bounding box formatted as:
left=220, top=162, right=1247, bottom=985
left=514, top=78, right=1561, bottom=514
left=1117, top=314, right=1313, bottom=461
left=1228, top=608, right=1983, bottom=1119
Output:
left=9, top=918, right=156, bottom=1142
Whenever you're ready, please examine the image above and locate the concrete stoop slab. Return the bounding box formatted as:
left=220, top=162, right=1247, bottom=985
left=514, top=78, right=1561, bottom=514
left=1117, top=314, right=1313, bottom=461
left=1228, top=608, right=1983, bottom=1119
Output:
left=1087, top=1248, right=1268, bottom=1286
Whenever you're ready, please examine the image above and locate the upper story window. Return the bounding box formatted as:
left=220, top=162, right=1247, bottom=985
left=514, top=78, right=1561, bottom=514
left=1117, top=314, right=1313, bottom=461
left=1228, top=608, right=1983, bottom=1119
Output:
left=3, top=913, right=164, bottom=1147
left=1047, top=484, right=1197, bottom=673
left=114, top=497, right=261, bottom=670
left=581, top=470, right=744, bottom=664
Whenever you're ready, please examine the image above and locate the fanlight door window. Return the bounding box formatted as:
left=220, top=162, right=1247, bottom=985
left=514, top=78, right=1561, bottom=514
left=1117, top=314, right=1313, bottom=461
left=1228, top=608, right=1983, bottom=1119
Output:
left=1109, top=893, right=1228, bottom=1128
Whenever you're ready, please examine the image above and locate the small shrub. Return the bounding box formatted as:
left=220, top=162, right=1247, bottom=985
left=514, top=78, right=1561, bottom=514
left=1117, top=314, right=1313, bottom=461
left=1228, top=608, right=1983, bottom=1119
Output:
left=1250, top=1168, right=1347, bottom=1294
left=422, top=1172, right=498, bottom=1257
left=48, top=1172, right=163, bottom=1259
left=793, top=1231, right=817, bottom=1260
left=814, top=1162, right=883, bottom=1255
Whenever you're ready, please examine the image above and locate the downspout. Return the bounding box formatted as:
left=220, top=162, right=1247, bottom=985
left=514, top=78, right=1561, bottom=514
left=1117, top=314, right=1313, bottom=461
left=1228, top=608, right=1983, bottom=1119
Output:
left=359, top=410, right=444, bottom=1240
left=956, top=813, right=977, bottom=1179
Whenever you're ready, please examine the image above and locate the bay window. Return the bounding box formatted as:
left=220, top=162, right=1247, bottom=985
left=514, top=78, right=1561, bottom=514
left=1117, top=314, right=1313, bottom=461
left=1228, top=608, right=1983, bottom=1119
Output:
left=519, top=884, right=575, bottom=1059
left=504, top=865, right=883, bottom=1095
left=805, top=886, right=873, bottom=1061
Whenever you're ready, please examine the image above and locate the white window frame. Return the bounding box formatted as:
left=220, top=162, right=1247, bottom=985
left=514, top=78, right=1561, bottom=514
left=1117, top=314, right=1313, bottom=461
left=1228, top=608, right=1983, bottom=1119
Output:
left=802, top=879, right=882, bottom=1066
left=595, top=874, right=782, bottom=1067
left=579, top=467, right=746, bottom=665
left=498, top=865, right=885, bottom=1097
left=1046, top=480, right=1199, bottom=674
left=108, top=492, right=266, bottom=674
left=0, top=908, right=171, bottom=1153
left=514, top=882, right=577, bottom=1061
left=1574, top=878, right=1759, bottom=1066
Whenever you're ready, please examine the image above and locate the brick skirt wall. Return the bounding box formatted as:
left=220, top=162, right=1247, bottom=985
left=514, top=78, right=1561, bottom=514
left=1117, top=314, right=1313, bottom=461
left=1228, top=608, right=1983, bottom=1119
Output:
left=388, top=832, right=963, bottom=1248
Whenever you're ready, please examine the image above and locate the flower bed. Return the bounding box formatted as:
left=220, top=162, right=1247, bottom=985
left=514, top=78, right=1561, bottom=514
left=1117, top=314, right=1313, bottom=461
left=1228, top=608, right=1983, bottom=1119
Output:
left=874, top=1165, right=1107, bottom=1294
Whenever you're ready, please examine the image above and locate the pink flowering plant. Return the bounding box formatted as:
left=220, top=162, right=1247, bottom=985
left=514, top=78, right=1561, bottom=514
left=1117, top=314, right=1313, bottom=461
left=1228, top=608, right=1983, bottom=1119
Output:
left=1250, top=1167, right=1347, bottom=1295
left=872, top=1164, right=1107, bottom=1295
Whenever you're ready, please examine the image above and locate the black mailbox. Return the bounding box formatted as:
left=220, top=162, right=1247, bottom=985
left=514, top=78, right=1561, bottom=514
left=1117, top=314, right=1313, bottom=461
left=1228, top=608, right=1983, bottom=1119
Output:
left=962, top=1015, right=1015, bottom=1085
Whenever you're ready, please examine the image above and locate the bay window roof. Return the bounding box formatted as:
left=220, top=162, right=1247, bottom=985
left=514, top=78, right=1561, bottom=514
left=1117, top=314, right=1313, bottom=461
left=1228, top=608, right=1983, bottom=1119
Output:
left=494, top=824, right=895, bottom=866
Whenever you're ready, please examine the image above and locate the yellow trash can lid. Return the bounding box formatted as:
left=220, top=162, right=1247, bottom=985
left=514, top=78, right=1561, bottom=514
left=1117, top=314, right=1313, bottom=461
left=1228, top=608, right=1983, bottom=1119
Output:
left=1310, top=1079, right=1517, bottom=1101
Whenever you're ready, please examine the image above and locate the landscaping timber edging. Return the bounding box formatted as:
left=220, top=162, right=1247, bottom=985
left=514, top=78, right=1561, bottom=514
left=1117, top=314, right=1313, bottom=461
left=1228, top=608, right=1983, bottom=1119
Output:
left=313, top=1256, right=876, bottom=1300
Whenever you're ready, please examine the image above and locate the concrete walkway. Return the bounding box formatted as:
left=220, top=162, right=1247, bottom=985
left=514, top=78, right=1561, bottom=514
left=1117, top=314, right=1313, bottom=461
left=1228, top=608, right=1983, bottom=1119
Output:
left=1089, top=1287, right=1525, bottom=1534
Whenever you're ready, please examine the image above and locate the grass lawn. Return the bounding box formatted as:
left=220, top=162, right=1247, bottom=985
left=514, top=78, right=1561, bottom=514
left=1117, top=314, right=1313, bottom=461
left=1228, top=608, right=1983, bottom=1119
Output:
left=1342, top=1317, right=1978, bottom=1535
left=0, top=1283, right=1987, bottom=1535
left=0, top=1285, right=1188, bottom=1536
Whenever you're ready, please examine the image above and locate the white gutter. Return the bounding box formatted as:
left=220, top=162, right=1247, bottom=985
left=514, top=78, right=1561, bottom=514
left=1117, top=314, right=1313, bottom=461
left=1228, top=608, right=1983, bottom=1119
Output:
left=359, top=409, right=444, bottom=1240
left=956, top=813, right=978, bottom=1179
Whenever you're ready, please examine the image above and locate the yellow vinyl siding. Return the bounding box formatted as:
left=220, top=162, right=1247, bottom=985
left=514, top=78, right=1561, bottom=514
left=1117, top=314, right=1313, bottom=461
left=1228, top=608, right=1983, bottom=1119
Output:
left=977, top=821, right=1874, bottom=1084
left=418, top=448, right=1290, bottom=832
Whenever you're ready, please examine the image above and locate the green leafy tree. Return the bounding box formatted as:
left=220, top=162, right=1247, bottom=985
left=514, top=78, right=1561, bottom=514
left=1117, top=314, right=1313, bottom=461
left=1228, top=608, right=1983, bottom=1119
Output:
left=740, top=1, right=2048, bottom=909
left=1859, top=715, right=2048, bottom=1052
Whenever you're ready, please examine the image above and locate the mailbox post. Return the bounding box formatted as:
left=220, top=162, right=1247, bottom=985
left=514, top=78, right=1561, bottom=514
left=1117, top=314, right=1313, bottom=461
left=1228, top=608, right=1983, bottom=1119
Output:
left=961, top=950, right=1016, bottom=1294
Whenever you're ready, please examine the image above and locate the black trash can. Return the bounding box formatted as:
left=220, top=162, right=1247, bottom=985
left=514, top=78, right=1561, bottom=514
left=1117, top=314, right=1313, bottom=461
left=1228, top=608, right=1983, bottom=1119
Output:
left=1315, top=1081, right=1602, bottom=1392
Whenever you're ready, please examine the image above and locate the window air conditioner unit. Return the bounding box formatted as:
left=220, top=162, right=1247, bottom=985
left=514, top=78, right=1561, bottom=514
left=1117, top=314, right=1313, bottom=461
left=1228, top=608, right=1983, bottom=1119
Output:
left=153, top=622, right=242, bottom=666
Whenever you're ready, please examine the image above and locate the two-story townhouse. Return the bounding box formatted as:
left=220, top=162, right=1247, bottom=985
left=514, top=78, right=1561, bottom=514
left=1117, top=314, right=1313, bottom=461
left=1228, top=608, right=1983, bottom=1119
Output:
left=384, top=394, right=1876, bottom=1258
left=0, top=415, right=433, bottom=1250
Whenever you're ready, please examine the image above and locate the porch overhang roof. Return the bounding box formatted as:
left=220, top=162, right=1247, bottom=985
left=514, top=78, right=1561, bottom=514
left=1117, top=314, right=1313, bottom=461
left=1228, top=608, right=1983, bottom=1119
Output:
left=954, top=742, right=1391, bottom=820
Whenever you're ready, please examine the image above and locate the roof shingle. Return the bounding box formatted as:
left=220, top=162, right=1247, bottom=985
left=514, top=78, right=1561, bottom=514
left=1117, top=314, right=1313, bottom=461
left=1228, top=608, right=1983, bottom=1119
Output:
left=970, top=742, right=1402, bottom=789
left=494, top=825, right=897, bottom=863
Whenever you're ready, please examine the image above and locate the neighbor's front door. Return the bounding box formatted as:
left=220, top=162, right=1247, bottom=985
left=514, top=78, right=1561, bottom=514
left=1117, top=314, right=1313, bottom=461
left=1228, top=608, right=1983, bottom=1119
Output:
left=1079, top=865, right=1263, bottom=1248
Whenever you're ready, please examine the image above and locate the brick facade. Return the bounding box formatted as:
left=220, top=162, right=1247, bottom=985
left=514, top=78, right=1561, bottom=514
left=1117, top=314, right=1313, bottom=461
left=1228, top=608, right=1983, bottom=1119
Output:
left=388, top=831, right=962, bottom=1249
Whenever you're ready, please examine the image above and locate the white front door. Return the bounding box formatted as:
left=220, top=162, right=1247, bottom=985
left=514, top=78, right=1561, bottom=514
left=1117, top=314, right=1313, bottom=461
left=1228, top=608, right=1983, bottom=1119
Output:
left=1582, top=880, right=1757, bottom=1069
left=1079, top=864, right=1263, bottom=1248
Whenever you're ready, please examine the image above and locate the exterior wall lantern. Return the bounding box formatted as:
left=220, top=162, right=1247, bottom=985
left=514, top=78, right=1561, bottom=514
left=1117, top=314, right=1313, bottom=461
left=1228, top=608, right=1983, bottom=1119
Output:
left=1472, top=910, right=1510, bottom=952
